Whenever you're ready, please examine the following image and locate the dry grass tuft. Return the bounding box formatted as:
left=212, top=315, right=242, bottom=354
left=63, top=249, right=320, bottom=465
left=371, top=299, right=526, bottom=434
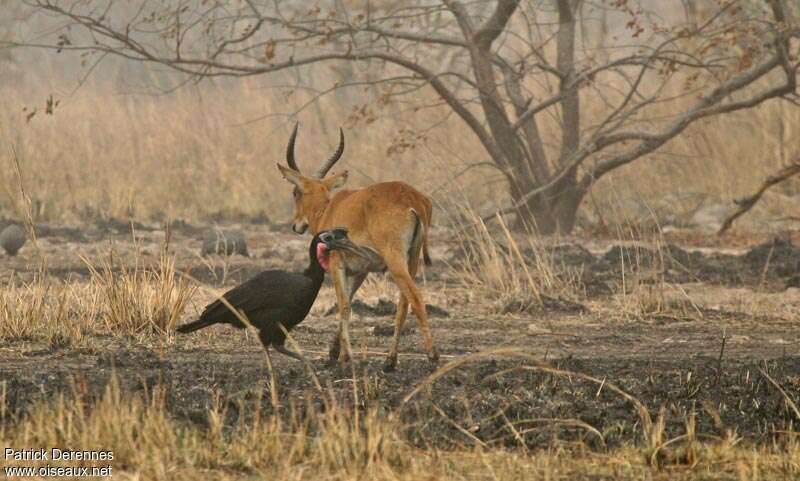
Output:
left=0, top=275, right=95, bottom=349
left=610, top=242, right=671, bottom=319
left=84, top=249, right=196, bottom=338
left=454, top=209, right=581, bottom=312
left=602, top=226, right=700, bottom=321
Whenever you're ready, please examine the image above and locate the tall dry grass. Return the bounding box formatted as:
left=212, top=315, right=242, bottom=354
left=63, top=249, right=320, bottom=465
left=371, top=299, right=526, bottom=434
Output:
left=0, top=376, right=412, bottom=480
left=0, top=78, right=469, bottom=224
left=1, top=72, right=798, bottom=229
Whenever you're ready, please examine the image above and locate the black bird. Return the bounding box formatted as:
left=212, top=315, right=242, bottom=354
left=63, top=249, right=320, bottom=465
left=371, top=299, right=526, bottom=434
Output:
left=176, top=228, right=352, bottom=360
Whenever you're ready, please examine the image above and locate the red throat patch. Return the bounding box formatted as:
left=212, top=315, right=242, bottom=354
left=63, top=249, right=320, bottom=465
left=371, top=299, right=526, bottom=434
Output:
left=316, top=243, right=330, bottom=271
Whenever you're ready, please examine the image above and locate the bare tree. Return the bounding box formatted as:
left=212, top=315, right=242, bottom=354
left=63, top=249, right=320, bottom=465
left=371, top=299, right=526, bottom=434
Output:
left=8, top=0, right=799, bottom=233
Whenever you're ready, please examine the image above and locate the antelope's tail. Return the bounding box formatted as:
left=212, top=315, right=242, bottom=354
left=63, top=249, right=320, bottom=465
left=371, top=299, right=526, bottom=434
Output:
left=423, top=242, right=432, bottom=266
left=422, top=203, right=433, bottom=266
left=410, top=207, right=433, bottom=267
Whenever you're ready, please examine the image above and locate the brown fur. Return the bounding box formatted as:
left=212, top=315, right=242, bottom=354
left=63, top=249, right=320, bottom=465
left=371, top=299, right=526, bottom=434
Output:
left=277, top=164, right=438, bottom=371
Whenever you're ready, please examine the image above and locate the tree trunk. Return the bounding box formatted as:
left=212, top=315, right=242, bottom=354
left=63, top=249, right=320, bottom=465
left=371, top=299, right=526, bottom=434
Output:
left=505, top=0, right=585, bottom=236
left=511, top=172, right=586, bottom=235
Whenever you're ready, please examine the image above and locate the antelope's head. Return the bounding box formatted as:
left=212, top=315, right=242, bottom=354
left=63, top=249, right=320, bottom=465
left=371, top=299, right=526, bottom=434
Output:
left=277, top=123, right=349, bottom=234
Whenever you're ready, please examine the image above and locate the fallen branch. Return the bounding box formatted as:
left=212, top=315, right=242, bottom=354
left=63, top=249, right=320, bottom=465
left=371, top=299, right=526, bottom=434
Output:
left=717, top=159, right=800, bottom=235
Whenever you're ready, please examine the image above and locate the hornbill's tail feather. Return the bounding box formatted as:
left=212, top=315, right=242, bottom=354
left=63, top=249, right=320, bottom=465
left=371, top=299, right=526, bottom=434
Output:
left=176, top=317, right=217, bottom=334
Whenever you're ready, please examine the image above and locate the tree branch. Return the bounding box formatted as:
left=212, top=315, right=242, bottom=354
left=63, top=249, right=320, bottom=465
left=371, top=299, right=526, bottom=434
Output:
left=586, top=54, right=796, bottom=184
left=718, top=159, right=800, bottom=235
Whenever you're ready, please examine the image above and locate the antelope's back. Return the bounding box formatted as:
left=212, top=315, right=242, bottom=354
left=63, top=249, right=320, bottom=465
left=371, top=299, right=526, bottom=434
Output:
left=320, top=181, right=432, bottom=252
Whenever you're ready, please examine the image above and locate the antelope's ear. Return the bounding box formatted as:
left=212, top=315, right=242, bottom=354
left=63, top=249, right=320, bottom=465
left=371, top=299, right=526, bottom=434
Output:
left=323, top=170, right=349, bottom=190
left=277, top=163, right=304, bottom=188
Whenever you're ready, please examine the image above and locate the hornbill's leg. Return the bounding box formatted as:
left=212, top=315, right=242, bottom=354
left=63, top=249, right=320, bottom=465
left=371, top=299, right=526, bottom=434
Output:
left=273, top=343, right=303, bottom=361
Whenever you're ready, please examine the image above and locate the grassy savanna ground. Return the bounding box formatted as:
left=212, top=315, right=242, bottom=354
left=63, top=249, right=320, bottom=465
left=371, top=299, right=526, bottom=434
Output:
left=0, top=218, right=799, bottom=480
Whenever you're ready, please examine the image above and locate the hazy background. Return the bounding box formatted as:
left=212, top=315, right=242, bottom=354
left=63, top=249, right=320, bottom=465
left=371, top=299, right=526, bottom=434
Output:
left=1, top=0, right=797, bottom=231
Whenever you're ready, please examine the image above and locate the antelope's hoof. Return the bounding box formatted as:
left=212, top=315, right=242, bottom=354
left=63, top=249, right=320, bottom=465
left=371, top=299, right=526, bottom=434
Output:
left=428, top=347, right=440, bottom=364
left=328, top=344, right=340, bottom=363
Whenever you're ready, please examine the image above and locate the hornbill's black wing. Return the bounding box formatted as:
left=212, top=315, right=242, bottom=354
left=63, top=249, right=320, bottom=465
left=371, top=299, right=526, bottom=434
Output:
left=198, top=270, right=316, bottom=327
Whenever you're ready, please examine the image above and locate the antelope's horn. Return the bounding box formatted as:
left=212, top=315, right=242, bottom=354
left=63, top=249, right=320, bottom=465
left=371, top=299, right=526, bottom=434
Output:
left=315, top=128, right=345, bottom=178
left=286, top=122, right=300, bottom=172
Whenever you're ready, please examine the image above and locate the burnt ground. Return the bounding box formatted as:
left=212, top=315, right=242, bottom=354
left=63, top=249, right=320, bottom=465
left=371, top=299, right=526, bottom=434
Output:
left=1, top=219, right=799, bottom=450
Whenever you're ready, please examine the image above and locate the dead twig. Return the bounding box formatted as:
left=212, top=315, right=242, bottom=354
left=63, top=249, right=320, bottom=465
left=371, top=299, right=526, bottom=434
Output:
left=9, top=146, right=44, bottom=268
left=431, top=403, right=488, bottom=448
left=714, top=329, right=727, bottom=387
left=759, top=368, right=800, bottom=422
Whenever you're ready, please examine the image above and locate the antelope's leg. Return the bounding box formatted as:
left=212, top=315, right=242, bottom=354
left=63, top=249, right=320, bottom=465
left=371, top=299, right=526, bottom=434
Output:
left=328, top=254, right=353, bottom=364
left=383, top=252, right=439, bottom=370
left=384, top=292, right=409, bottom=372
left=406, top=237, right=438, bottom=365
left=335, top=267, right=366, bottom=363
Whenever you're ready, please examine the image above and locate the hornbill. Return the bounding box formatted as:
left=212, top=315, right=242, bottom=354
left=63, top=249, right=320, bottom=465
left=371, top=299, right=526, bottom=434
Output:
left=176, top=228, right=359, bottom=360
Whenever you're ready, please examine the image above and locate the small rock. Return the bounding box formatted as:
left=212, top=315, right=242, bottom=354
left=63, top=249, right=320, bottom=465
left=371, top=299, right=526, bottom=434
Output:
left=742, top=237, right=799, bottom=277
left=690, top=202, right=730, bottom=232
left=0, top=224, right=26, bottom=256
left=527, top=323, right=550, bottom=334
left=325, top=299, right=392, bottom=317
left=201, top=229, right=249, bottom=257
left=503, top=295, right=588, bottom=314
left=549, top=244, right=596, bottom=267
left=426, top=303, right=450, bottom=318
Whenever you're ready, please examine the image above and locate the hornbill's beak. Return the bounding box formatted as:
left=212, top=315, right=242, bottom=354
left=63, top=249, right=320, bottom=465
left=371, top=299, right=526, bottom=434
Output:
left=319, top=227, right=385, bottom=269
left=318, top=227, right=349, bottom=248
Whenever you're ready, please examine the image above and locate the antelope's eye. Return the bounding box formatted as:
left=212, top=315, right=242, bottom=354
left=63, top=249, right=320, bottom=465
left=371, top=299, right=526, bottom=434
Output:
left=292, top=188, right=300, bottom=199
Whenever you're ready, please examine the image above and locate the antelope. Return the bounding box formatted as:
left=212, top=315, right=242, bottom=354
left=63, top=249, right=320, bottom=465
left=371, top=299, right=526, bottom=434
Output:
left=276, top=123, right=438, bottom=371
